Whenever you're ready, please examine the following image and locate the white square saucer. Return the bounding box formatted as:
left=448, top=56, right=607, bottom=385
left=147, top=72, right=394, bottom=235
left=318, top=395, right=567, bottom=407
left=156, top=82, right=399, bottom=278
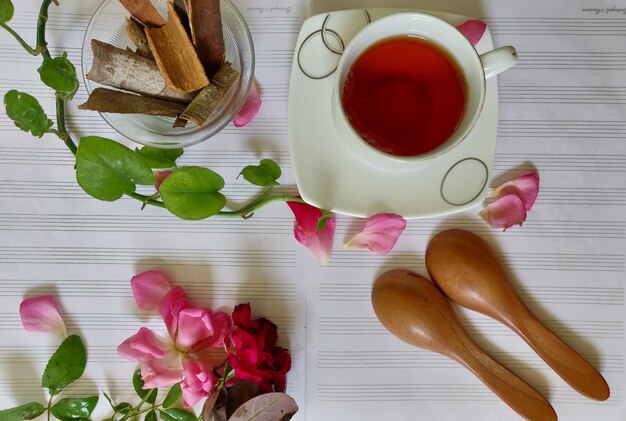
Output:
left=288, top=9, right=498, bottom=219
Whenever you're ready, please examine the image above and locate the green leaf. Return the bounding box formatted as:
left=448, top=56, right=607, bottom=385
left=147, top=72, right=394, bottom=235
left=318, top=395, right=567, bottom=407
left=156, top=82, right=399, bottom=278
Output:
left=38, top=52, right=79, bottom=100
left=113, top=402, right=131, bottom=414
left=0, top=402, right=46, bottom=420
left=0, top=0, right=14, bottom=23
left=136, top=146, right=184, bottom=169
left=51, top=396, right=98, bottom=420
left=145, top=410, right=157, bottom=421
left=239, top=159, right=281, bottom=187
left=133, top=368, right=157, bottom=404
left=161, top=383, right=182, bottom=408
left=158, top=408, right=196, bottom=421
left=76, top=136, right=156, bottom=201
left=102, top=391, right=114, bottom=409
left=3, top=90, right=53, bottom=137
left=159, top=167, right=226, bottom=220
left=41, top=335, right=87, bottom=396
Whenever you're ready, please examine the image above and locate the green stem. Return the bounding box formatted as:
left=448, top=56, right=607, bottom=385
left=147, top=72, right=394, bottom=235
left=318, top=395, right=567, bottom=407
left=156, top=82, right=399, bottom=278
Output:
left=55, top=97, right=77, bottom=155
left=0, top=22, right=43, bottom=55
left=132, top=388, right=156, bottom=413
left=217, top=364, right=234, bottom=390
left=37, top=0, right=54, bottom=60
left=32, top=0, right=79, bottom=154
left=120, top=405, right=160, bottom=420
left=217, top=195, right=306, bottom=218
left=247, top=186, right=275, bottom=207
left=125, top=190, right=303, bottom=217
left=47, top=397, right=52, bottom=421
left=127, top=192, right=166, bottom=208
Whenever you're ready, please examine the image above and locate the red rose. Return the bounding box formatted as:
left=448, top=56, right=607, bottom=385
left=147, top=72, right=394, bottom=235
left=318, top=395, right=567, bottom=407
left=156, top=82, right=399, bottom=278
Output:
left=227, top=303, right=292, bottom=393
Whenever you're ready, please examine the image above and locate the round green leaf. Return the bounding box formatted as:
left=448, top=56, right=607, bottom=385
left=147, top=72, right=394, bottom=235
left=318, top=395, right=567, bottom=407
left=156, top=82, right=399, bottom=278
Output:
left=37, top=52, right=79, bottom=100
left=0, top=0, right=14, bottom=23
left=51, top=396, right=98, bottom=420
left=0, top=402, right=46, bottom=421
left=136, top=146, right=184, bottom=169
left=76, top=136, right=156, bottom=201
left=159, top=408, right=197, bottom=421
left=159, top=166, right=226, bottom=220
left=133, top=368, right=157, bottom=404
left=3, top=90, right=53, bottom=137
left=145, top=410, right=158, bottom=421
left=161, top=382, right=182, bottom=408
left=239, top=159, right=281, bottom=187
left=42, top=335, right=87, bottom=396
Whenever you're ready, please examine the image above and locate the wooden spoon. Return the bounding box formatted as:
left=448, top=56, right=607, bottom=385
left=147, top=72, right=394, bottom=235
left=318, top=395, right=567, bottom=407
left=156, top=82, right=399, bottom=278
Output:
left=425, top=229, right=610, bottom=401
left=372, top=269, right=557, bottom=421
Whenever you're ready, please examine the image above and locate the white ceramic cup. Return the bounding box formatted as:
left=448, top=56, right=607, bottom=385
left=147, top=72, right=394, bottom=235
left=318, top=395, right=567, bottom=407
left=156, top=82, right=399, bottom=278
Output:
left=332, top=12, right=517, bottom=169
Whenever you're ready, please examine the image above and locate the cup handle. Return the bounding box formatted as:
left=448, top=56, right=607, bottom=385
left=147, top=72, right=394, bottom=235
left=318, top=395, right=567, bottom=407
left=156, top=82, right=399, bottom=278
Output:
left=479, top=46, right=517, bottom=80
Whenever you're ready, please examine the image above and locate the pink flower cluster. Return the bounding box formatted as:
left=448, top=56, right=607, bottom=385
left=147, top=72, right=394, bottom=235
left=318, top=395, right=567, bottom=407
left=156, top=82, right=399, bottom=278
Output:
left=118, top=271, right=230, bottom=406
left=17, top=272, right=292, bottom=409
left=116, top=270, right=291, bottom=407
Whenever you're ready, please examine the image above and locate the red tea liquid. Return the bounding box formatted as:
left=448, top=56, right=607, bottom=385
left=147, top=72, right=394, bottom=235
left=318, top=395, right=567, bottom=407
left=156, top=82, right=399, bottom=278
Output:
left=341, top=36, right=467, bottom=157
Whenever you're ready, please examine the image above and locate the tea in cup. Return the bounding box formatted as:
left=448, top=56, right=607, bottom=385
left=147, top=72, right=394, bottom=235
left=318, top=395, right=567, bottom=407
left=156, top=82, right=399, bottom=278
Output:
left=332, top=13, right=517, bottom=166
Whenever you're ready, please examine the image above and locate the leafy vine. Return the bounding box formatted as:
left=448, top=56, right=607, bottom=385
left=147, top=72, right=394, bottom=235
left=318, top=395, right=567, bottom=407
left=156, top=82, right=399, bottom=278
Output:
left=0, top=0, right=307, bottom=221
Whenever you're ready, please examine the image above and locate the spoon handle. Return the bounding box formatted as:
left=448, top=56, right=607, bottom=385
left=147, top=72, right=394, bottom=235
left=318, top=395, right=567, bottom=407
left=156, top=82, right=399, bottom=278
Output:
left=506, top=309, right=610, bottom=401
left=453, top=333, right=557, bottom=421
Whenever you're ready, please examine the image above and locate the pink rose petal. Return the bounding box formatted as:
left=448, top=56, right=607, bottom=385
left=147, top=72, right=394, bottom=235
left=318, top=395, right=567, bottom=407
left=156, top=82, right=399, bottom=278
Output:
left=158, top=286, right=191, bottom=339
left=287, top=200, right=335, bottom=265
left=345, top=213, right=407, bottom=255
left=117, top=327, right=174, bottom=362
left=155, top=171, right=172, bottom=192
left=131, top=270, right=172, bottom=311
left=19, top=295, right=67, bottom=337
left=175, top=308, right=229, bottom=352
left=140, top=351, right=184, bottom=388
left=294, top=218, right=336, bottom=266
left=181, top=359, right=218, bottom=407
left=233, top=81, right=261, bottom=127
left=492, top=171, right=540, bottom=211
left=193, top=311, right=231, bottom=351
left=480, top=194, right=527, bottom=230
left=456, top=20, right=487, bottom=46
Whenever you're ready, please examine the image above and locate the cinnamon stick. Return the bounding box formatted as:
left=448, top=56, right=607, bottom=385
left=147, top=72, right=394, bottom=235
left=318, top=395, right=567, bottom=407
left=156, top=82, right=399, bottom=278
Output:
left=179, top=62, right=239, bottom=126
left=118, top=0, right=165, bottom=27
left=79, top=87, right=187, bottom=117
left=86, top=40, right=195, bottom=103
left=126, top=17, right=153, bottom=59
left=172, top=0, right=191, bottom=36
left=188, top=0, right=225, bottom=77
left=144, top=2, right=209, bottom=93
left=173, top=116, right=189, bottom=128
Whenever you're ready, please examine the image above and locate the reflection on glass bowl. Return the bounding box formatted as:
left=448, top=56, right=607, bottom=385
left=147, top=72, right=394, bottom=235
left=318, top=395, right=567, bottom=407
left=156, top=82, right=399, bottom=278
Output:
left=81, top=0, right=254, bottom=149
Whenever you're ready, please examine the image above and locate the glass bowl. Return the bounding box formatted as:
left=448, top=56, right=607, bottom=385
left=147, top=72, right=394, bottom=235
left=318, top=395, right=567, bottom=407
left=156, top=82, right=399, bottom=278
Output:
left=81, top=0, right=254, bottom=149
